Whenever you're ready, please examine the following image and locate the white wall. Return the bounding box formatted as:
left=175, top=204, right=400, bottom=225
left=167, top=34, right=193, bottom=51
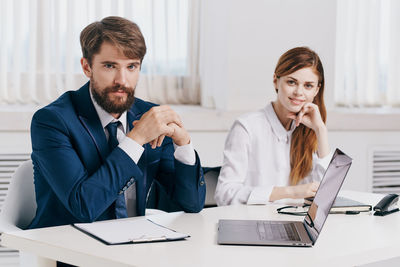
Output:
left=328, top=131, right=400, bottom=192
left=202, top=0, right=336, bottom=111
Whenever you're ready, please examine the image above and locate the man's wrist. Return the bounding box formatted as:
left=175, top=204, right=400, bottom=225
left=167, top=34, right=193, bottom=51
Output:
left=173, top=136, right=190, bottom=146
left=119, top=138, right=144, bottom=164
left=127, top=130, right=145, bottom=146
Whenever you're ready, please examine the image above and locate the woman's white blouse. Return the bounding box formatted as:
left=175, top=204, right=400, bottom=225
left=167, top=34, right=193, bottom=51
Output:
left=214, top=103, right=332, bottom=206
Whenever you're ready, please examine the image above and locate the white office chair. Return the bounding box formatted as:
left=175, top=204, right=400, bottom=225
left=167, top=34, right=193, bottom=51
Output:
left=0, top=160, right=36, bottom=232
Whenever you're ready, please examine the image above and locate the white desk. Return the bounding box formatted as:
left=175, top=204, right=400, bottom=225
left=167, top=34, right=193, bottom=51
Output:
left=2, top=191, right=400, bottom=267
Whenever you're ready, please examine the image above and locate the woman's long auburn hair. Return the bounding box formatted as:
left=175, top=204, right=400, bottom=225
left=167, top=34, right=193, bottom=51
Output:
left=274, top=47, right=326, bottom=185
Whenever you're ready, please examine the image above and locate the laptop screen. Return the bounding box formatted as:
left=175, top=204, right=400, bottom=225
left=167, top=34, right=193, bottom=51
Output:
left=303, top=148, right=352, bottom=244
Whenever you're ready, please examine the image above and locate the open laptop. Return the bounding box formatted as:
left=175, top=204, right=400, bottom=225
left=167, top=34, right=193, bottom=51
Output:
left=218, top=148, right=352, bottom=247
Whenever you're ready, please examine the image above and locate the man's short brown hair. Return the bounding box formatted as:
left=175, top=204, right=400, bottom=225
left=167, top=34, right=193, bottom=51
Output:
left=80, top=16, right=146, bottom=66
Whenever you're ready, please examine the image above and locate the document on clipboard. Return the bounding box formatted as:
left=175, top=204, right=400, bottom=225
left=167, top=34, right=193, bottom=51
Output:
left=73, top=218, right=189, bottom=245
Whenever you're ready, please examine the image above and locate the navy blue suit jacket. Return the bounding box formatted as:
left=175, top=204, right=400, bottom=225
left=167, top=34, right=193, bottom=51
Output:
left=29, top=82, right=205, bottom=229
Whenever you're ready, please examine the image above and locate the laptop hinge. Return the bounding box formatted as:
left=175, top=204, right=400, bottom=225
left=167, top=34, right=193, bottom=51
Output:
left=302, top=221, right=315, bottom=245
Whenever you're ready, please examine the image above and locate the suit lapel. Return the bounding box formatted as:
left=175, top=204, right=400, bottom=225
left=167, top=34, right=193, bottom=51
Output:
left=73, top=82, right=109, bottom=162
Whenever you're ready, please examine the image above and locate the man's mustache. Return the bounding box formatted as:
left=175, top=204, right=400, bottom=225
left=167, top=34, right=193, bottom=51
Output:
left=105, top=85, right=134, bottom=94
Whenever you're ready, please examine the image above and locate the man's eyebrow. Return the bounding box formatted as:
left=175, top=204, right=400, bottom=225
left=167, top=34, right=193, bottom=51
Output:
left=100, top=61, right=117, bottom=65
left=100, top=60, right=141, bottom=65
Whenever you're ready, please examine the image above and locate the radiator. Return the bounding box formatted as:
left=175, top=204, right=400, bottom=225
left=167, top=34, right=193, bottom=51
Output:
left=370, top=148, right=400, bottom=194
left=0, top=154, right=31, bottom=212
left=0, top=154, right=29, bottom=266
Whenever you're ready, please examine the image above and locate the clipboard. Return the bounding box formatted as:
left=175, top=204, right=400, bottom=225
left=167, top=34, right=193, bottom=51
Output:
left=72, top=218, right=189, bottom=245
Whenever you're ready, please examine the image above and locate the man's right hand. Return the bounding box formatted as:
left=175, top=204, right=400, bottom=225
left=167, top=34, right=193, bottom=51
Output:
left=126, top=105, right=182, bottom=146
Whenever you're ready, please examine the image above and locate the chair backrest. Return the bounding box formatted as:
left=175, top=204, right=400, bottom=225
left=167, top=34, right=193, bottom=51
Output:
left=0, top=160, right=36, bottom=232
left=203, top=167, right=221, bottom=207
left=147, top=166, right=221, bottom=211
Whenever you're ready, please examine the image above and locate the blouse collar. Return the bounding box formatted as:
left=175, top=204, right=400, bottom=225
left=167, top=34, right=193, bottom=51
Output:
left=264, top=102, right=295, bottom=143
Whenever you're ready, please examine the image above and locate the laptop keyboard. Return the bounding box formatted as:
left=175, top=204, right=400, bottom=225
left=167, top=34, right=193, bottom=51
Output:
left=257, top=221, right=301, bottom=241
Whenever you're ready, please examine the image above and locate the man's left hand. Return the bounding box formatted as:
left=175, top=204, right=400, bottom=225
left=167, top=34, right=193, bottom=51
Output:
left=149, top=123, right=190, bottom=149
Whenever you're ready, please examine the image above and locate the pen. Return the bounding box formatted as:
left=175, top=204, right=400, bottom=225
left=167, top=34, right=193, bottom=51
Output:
left=345, top=211, right=360, bottom=215
left=329, top=210, right=361, bottom=215
left=130, top=236, right=167, bottom=243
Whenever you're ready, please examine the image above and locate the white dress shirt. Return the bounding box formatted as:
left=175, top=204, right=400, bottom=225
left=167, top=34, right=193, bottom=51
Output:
left=89, top=90, right=196, bottom=216
left=214, top=102, right=332, bottom=206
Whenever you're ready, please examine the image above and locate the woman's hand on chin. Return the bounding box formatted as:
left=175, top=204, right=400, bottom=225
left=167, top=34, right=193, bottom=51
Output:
left=287, top=102, right=324, bottom=131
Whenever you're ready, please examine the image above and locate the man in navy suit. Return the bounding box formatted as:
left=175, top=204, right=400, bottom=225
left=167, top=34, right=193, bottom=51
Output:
left=29, top=16, right=206, bottom=229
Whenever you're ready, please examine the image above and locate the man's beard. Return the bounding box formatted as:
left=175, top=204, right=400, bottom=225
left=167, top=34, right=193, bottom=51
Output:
left=91, top=80, right=135, bottom=114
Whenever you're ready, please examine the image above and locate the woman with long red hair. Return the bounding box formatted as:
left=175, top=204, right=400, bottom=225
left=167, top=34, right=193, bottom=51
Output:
left=215, top=47, right=331, bottom=205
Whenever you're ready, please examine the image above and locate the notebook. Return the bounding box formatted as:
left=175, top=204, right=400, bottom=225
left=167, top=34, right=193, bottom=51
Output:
left=304, top=196, right=372, bottom=213
left=217, top=148, right=352, bottom=247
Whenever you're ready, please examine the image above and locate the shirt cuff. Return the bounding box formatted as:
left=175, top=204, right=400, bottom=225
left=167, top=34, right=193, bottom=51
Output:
left=247, top=186, right=274, bottom=205
left=229, top=186, right=253, bottom=205
left=118, top=137, right=144, bottom=164
left=173, top=141, right=196, bottom=166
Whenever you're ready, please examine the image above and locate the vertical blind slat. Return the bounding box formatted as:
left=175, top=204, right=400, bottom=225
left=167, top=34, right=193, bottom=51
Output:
left=0, top=1, right=9, bottom=103
left=335, top=0, right=400, bottom=107
left=28, top=0, right=39, bottom=104
left=12, top=0, right=22, bottom=103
